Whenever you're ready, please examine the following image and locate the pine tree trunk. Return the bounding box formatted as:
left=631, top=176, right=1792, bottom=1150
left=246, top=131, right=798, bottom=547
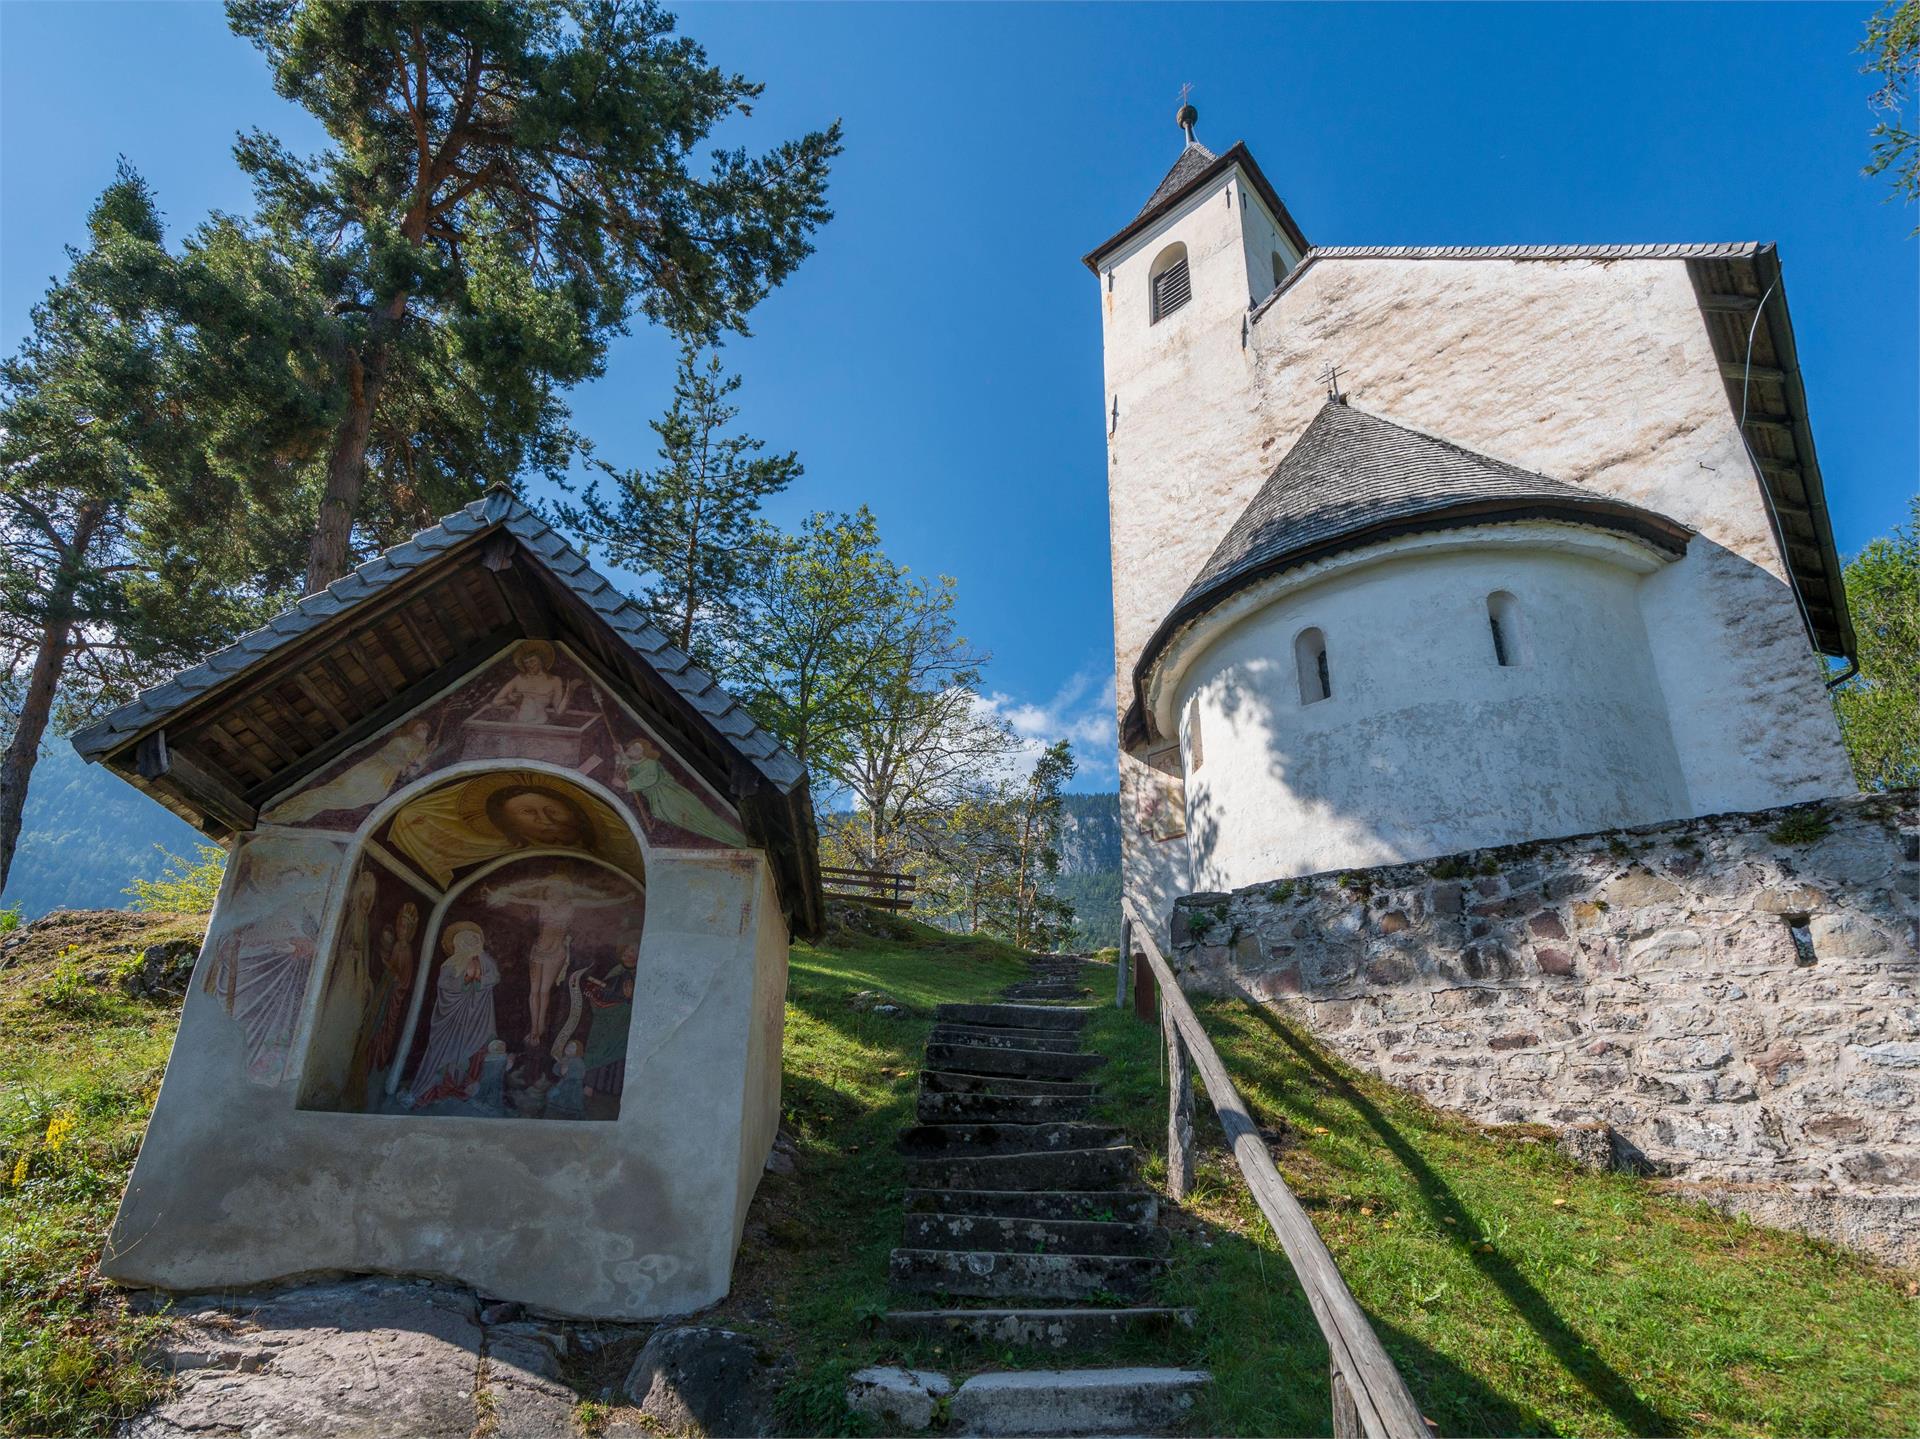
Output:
left=304, top=336, right=394, bottom=595
left=0, top=616, right=76, bottom=897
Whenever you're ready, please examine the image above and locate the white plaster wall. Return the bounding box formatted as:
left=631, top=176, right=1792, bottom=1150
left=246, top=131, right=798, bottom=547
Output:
left=103, top=834, right=786, bottom=1320
left=1170, top=532, right=1691, bottom=888
left=1098, top=210, right=1856, bottom=936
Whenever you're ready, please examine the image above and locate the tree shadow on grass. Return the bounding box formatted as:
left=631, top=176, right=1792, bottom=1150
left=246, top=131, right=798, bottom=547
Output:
left=1165, top=1214, right=1551, bottom=1438
left=1240, top=1002, right=1683, bottom=1438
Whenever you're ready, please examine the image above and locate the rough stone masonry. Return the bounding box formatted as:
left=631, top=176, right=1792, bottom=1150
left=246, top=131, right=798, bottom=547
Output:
left=1168, top=791, right=1919, bottom=1264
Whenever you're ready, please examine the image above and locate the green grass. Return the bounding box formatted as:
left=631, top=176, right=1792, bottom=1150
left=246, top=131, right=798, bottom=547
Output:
left=1085, top=997, right=1920, bottom=1438
left=0, top=911, right=203, bottom=1437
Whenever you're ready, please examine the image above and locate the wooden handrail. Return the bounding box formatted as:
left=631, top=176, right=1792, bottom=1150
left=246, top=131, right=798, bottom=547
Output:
left=1125, top=902, right=1432, bottom=1439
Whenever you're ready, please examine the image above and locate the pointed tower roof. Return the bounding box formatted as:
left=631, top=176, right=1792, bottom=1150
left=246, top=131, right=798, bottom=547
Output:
left=1135, top=140, right=1219, bottom=218
left=1083, top=107, right=1310, bottom=272
left=1122, top=401, right=1693, bottom=743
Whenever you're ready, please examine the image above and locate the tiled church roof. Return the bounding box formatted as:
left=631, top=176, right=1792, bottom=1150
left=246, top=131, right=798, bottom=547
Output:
left=1125, top=402, right=1692, bottom=743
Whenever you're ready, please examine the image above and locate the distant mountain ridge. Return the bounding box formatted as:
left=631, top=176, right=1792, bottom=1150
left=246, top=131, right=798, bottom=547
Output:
left=2, top=742, right=203, bottom=919
left=1055, top=791, right=1121, bottom=949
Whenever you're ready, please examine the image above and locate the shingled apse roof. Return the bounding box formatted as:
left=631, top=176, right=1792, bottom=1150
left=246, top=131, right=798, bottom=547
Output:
left=73, top=487, right=825, bottom=935
left=1125, top=402, right=1693, bottom=744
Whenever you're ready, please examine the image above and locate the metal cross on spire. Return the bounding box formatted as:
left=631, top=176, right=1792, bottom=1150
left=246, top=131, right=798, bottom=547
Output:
left=1320, top=362, right=1345, bottom=403
left=1176, top=83, right=1198, bottom=144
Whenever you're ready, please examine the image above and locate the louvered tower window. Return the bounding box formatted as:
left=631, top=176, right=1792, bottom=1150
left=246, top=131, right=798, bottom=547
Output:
left=1148, top=242, right=1191, bottom=323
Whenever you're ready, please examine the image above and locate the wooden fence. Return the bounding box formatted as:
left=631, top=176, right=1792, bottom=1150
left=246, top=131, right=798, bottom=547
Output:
left=821, top=865, right=917, bottom=912
left=1121, top=903, right=1432, bottom=1439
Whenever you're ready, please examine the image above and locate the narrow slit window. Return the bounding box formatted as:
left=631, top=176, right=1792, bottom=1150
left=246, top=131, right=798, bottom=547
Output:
left=1295, top=627, right=1331, bottom=705
left=1271, top=252, right=1288, bottom=291
left=1783, top=913, right=1816, bottom=965
left=1149, top=243, right=1191, bottom=323
left=1487, top=591, right=1521, bottom=666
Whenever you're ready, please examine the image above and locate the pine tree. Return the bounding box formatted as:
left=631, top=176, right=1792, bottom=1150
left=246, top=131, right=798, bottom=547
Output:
left=221, top=0, right=841, bottom=592
left=0, top=168, right=270, bottom=892
left=560, top=344, right=798, bottom=670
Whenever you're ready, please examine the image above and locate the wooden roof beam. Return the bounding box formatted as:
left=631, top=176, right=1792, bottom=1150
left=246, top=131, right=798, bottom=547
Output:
left=1699, top=292, right=1761, bottom=312
left=1720, top=361, right=1786, bottom=384
left=134, top=731, right=259, bottom=834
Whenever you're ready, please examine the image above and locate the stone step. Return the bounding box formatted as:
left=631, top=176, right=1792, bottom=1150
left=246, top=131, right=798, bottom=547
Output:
left=1001, top=983, right=1091, bottom=1000
left=881, top=1306, right=1196, bottom=1351
left=896, top=1122, right=1123, bottom=1157
left=903, top=1145, right=1137, bottom=1193
left=921, top=1069, right=1096, bottom=1098
left=936, top=1002, right=1092, bottom=1031
left=888, top=1248, right=1167, bottom=1302
left=924, top=1045, right=1105, bottom=1081
left=915, top=1091, right=1093, bottom=1125
left=903, top=1213, right=1170, bottom=1257
left=929, top=1025, right=1087, bottom=1053
left=905, top=1188, right=1158, bottom=1224
left=948, top=1367, right=1210, bottom=1437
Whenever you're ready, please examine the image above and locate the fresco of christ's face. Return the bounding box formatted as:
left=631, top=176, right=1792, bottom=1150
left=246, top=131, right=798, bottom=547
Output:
left=494, top=788, right=586, bottom=848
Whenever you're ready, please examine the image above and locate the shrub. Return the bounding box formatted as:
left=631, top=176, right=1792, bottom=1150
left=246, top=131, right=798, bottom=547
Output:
left=125, top=844, right=227, bottom=913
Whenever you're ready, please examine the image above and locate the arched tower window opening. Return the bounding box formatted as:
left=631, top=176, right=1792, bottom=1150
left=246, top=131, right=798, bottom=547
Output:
left=1149, top=243, right=1191, bottom=323
left=1271, top=251, right=1289, bottom=291
left=1295, top=628, right=1331, bottom=705
left=1487, top=591, right=1522, bottom=667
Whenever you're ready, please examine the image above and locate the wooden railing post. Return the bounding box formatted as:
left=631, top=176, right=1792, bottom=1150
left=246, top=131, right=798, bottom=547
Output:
left=1123, top=901, right=1432, bottom=1439
left=1132, top=946, right=1157, bottom=1021
left=1116, top=914, right=1131, bottom=1010
left=1332, top=1365, right=1362, bottom=1439
left=1164, top=1004, right=1195, bottom=1201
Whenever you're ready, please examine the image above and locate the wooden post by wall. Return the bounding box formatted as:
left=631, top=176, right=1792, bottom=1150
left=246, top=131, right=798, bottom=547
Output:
left=1116, top=914, right=1131, bottom=1010
left=1132, top=946, right=1157, bottom=1020
left=1164, top=1004, right=1195, bottom=1201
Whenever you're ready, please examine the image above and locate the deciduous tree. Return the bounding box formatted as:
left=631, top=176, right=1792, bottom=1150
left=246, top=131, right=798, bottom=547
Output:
left=1861, top=0, right=1920, bottom=228
left=1832, top=497, right=1920, bottom=788
left=224, top=0, right=841, bottom=592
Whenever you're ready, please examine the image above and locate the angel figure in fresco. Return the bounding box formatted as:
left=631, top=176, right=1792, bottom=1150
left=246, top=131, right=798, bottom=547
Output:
left=478, top=640, right=573, bottom=725
left=406, top=921, right=501, bottom=1107
left=481, top=871, right=632, bottom=1048
left=621, top=737, right=748, bottom=847
left=265, top=719, right=435, bottom=824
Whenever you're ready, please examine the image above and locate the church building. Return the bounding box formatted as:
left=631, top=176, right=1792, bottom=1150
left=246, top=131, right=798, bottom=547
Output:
left=1090, top=108, right=1860, bottom=938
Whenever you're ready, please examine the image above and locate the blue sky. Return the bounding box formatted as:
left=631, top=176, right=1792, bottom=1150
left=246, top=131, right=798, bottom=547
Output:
left=3, top=2, right=1914, bottom=792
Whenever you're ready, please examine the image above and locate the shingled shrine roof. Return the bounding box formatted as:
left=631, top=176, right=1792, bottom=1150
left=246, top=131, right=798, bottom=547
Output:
left=1124, top=402, right=1694, bottom=745
left=72, top=488, right=824, bottom=936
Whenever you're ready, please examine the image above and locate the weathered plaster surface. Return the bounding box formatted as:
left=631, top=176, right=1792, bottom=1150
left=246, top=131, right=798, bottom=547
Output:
left=102, top=645, right=787, bottom=1319
left=1098, top=181, right=1855, bottom=937
left=1168, top=792, right=1919, bottom=1263
left=1166, top=528, right=1691, bottom=886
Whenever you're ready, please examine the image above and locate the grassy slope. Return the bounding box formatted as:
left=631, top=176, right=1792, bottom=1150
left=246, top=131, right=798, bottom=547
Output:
left=1086, top=998, right=1920, bottom=1439
left=4, top=907, right=1914, bottom=1438
left=0, top=910, right=203, bottom=1436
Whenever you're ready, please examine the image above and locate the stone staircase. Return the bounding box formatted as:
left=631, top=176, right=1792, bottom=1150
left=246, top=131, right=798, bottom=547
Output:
left=862, top=954, right=1209, bottom=1436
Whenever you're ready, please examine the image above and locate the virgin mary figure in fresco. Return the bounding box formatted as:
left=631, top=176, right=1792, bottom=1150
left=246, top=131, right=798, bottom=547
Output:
left=405, top=921, right=501, bottom=1107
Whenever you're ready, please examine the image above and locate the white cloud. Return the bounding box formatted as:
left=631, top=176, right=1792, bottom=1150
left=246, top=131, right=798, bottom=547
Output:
left=975, top=668, right=1118, bottom=788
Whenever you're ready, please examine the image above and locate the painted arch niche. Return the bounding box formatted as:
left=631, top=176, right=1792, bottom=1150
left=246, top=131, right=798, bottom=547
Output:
left=298, top=769, right=645, bottom=1122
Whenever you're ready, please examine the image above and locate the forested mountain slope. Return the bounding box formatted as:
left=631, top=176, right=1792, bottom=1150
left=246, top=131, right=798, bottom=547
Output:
left=0, top=745, right=201, bottom=919
left=1056, top=791, right=1121, bottom=949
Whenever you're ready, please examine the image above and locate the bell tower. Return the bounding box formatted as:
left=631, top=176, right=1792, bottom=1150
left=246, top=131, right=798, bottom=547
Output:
left=1084, top=107, right=1313, bottom=940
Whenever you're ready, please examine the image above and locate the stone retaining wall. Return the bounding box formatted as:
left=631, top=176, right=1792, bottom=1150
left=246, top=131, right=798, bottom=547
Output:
left=1168, top=792, right=1919, bottom=1265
